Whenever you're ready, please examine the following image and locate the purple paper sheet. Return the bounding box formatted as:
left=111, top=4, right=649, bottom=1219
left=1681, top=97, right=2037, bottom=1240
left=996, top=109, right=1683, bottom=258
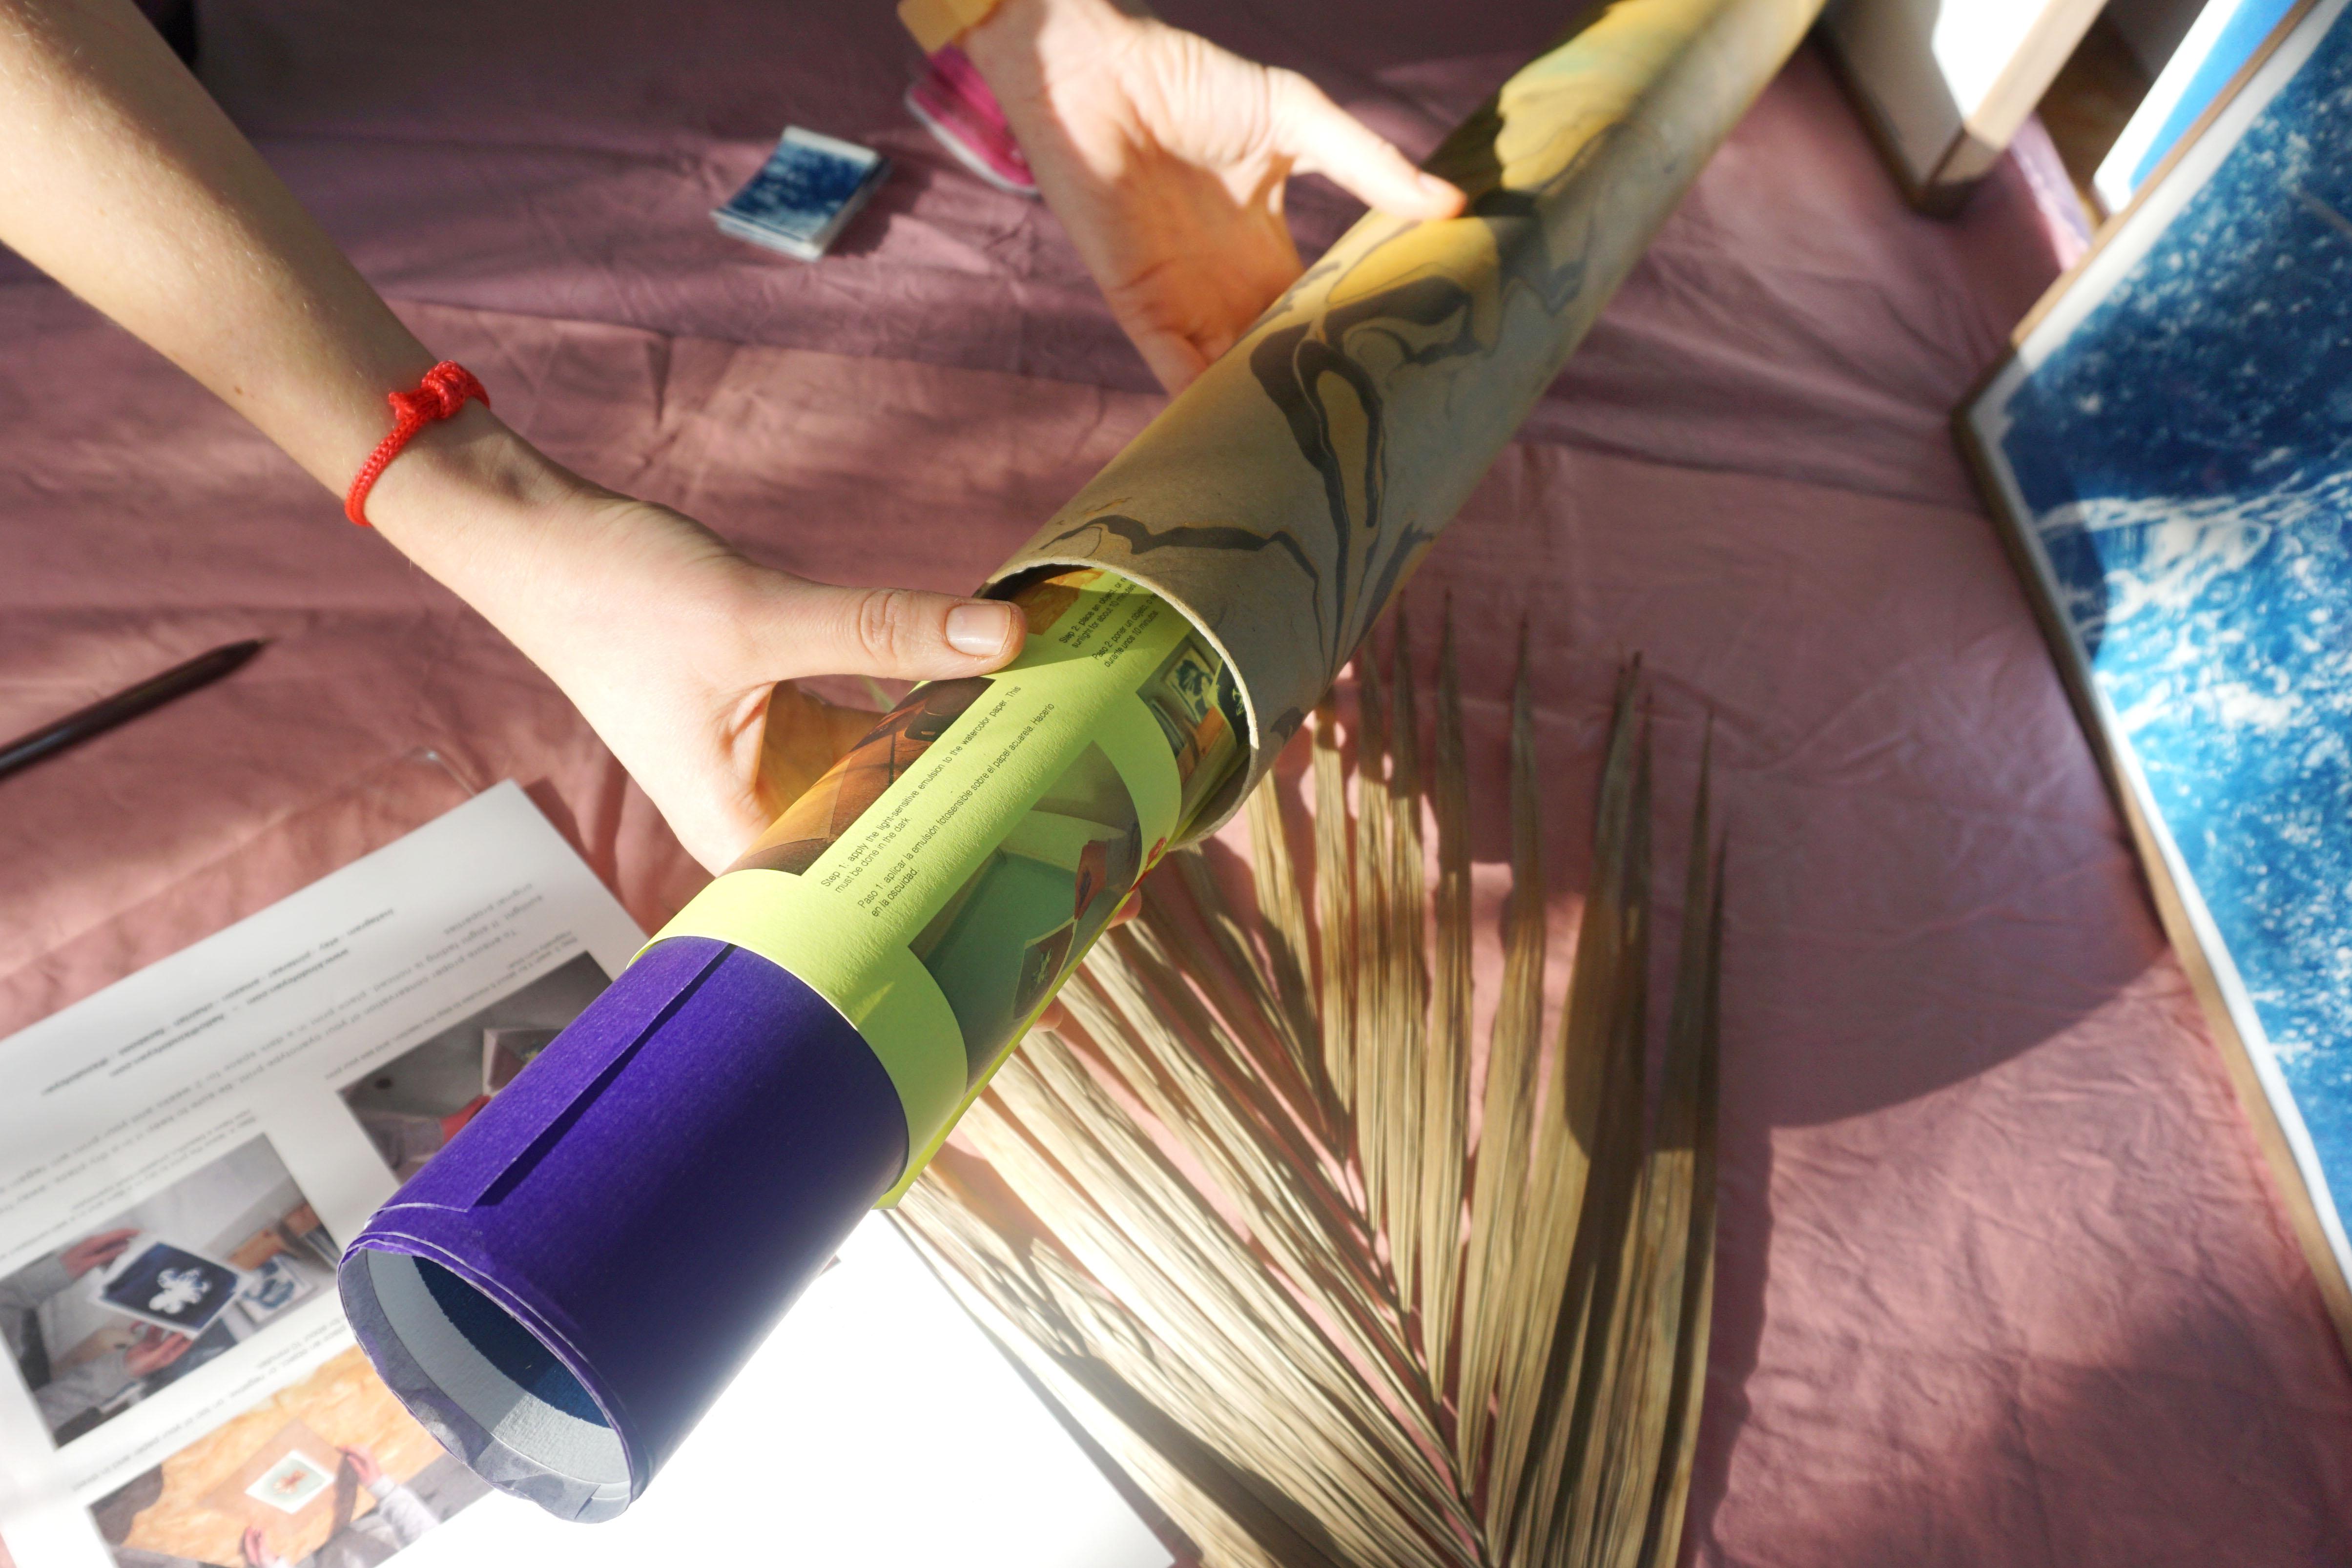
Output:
left=340, top=934, right=907, bottom=1518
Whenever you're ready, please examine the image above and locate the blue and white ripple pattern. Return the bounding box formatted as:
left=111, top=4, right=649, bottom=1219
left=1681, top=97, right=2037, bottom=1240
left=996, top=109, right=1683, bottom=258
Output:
left=2000, top=14, right=2352, bottom=1187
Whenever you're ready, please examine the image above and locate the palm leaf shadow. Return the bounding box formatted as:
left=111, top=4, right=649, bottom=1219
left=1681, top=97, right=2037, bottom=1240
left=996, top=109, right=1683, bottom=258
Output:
left=897, top=622, right=1724, bottom=1568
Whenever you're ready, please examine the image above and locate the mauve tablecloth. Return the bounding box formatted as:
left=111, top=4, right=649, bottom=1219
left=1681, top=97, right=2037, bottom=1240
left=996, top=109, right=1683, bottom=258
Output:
left=1, top=1, right=2347, bottom=1560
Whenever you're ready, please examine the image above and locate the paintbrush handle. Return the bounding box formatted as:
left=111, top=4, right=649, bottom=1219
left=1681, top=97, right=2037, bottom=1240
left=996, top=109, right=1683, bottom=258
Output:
left=0, top=639, right=264, bottom=781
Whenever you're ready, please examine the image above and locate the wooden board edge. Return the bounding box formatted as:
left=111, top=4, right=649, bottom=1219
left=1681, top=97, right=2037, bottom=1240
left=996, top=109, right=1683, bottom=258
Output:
left=2002, top=0, right=2327, bottom=349
left=1817, top=0, right=2105, bottom=212
left=1811, top=17, right=1972, bottom=215
left=1963, top=0, right=2111, bottom=152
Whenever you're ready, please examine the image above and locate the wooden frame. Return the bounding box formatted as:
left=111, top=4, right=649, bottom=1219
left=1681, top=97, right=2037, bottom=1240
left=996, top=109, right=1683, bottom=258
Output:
left=1954, top=0, right=2352, bottom=1361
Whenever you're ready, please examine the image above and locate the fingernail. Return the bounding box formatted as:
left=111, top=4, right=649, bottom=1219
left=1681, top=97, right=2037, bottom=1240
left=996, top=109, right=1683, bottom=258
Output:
left=946, top=602, right=1016, bottom=657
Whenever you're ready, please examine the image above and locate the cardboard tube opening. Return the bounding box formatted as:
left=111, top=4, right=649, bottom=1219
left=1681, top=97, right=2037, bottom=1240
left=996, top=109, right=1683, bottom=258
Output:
left=343, top=1247, right=634, bottom=1520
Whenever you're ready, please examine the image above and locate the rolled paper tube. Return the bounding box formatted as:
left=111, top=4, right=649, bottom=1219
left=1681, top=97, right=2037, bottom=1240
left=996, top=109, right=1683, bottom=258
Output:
left=345, top=0, right=1826, bottom=1517
left=339, top=936, right=906, bottom=1520
left=343, top=572, right=1246, bottom=1517
left=989, top=0, right=1824, bottom=832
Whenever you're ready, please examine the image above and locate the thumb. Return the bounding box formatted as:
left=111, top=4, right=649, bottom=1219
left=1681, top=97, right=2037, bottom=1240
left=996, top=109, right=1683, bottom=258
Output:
left=1267, top=69, right=1465, bottom=221
left=766, top=579, right=1026, bottom=683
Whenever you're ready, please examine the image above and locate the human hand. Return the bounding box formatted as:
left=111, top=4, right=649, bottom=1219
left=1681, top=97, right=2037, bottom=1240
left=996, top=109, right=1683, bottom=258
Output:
left=124, top=1324, right=191, bottom=1377
left=759, top=681, right=890, bottom=813
left=965, top=0, right=1465, bottom=391
left=337, top=1445, right=383, bottom=1486
left=61, top=1227, right=138, bottom=1279
left=241, top=1525, right=291, bottom=1568
left=365, top=410, right=1027, bottom=873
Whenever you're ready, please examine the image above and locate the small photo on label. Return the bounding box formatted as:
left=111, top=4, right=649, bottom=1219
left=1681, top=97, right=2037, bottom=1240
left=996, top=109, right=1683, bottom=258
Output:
left=244, top=1449, right=335, bottom=1515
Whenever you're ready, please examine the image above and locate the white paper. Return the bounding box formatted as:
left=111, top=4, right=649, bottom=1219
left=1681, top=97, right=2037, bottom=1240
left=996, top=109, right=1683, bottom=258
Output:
left=395, top=1217, right=1168, bottom=1568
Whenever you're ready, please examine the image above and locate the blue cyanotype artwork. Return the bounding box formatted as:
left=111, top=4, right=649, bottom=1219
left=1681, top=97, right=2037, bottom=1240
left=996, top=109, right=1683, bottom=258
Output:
left=1976, top=0, right=2352, bottom=1245
left=99, top=1240, right=241, bottom=1334
left=712, top=127, right=889, bottom=262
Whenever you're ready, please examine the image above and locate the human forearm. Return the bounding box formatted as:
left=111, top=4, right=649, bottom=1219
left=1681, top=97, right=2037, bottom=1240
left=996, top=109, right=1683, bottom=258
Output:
left=0, top=0, right=660, bottom=664
left=0, top=0, right=1025, bottom=876
left=0, top=7, right=720, bottom=825
left=0, top=0, right=441, bottom=491
left=363, top=1477, right=442, bottom=1545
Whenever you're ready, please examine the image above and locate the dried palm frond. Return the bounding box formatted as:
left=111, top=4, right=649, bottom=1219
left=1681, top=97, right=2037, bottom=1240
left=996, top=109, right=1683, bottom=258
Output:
left=895, top=622, right=1724, bottom=1568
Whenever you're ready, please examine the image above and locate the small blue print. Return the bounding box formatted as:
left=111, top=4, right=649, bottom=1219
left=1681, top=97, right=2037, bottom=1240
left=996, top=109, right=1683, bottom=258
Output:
left=717, top=130, right=887, bottom=254
left=1993, top=11, right=2352, bottom=1211
left=101, top=1241, right=239, bottom=1332
left=731, top=145, right=868, bottom=225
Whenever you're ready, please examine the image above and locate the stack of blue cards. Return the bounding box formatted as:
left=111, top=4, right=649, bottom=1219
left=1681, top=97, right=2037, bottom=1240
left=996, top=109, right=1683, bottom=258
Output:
left=713, top=127, right=891, bottom=263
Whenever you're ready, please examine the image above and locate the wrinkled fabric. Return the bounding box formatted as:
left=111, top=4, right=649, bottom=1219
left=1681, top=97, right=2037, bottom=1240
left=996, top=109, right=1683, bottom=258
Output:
left=1, top=2, right=2347, bottom=1562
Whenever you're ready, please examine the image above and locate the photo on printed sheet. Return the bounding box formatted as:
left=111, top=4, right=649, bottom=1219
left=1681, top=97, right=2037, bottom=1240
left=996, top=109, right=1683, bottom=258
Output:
left=242, top=1441, right=336, bottom=1514
left=910, top=740, right=1144, bottom=1081
left=84, top=1345, right=488, bottom=1568
left=93, top=1241, right=243, bottom=1337
left=0, top=1134, right=336, bottom=1449
left=337, top=950, right=612, bottom=1181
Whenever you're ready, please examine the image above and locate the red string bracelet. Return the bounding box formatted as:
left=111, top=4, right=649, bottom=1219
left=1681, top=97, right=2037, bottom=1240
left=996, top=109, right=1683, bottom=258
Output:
left=344, top=361, right=491, bottom=527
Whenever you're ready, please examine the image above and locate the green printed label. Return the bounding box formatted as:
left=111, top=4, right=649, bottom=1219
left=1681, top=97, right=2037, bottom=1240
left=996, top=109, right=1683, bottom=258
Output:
left=649, top=573, right=1240, bottom=1176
